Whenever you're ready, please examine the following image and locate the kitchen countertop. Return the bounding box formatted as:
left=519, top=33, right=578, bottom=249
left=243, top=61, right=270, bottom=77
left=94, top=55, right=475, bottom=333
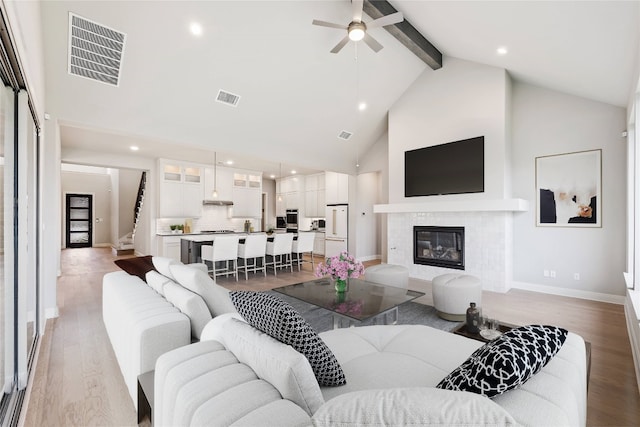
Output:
left=180, top=233, right=249, bottom=242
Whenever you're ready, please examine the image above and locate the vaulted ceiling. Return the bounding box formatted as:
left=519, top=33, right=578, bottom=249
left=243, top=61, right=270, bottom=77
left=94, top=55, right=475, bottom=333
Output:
left=42, top=1, right=639, bottom=176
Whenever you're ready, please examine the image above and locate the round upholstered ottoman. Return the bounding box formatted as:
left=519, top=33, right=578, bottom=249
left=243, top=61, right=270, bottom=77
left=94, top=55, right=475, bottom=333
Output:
left=365, top=264, right=409, bottom=289
left=431, top=273, right=482, bottom=321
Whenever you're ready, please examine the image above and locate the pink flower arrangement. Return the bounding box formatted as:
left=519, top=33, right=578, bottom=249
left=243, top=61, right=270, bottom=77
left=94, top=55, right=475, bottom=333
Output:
left=315, top=251, right=364, bottom=281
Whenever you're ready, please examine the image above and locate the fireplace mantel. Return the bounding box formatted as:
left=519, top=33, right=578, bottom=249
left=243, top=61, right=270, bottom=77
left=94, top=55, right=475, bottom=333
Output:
left=374, top=198, right=529, bottom=214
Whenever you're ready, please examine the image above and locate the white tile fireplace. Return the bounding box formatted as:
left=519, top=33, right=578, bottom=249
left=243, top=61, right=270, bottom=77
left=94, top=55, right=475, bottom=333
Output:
left=374, top=199, right=528, bottom=293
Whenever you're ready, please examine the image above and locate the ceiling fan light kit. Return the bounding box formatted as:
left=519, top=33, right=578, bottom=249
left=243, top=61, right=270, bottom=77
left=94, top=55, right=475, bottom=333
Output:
left=348, top=22, right=366, bottom=41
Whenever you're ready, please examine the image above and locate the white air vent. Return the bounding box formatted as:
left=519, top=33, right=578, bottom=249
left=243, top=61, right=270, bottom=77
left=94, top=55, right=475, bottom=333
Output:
left=338, top=130, right=353, bottom=140
left=216, top=90, right=241, bottom=107
left=68, top=13, right=126, bottom=87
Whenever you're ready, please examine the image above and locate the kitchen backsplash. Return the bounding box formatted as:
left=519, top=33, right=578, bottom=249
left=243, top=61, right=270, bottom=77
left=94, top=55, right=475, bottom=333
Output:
left=157, top=206, right=263, bottom=233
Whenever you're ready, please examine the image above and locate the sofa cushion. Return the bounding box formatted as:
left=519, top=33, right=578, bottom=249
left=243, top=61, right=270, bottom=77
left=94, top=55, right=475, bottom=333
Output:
left=206, top=317, right=325, bottom=416
left=145, top=270, right=173, bottom=296
left=152, top=256, right=180, bottom=281
left=114, top=255, right=156, bottom=281
left=163, top=282, right=212, bottom=340
left=169, top=264, right=237, bottom=317
left=312, top=387, right=517, bottom=427
left=230, top=291, right=346, bottom=387
left=437, top=324, right=568, bottom=398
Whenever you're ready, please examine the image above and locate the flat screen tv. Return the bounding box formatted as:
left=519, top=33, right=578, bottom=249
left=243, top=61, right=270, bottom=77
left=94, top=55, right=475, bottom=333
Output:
left=404, top=136, right=484, bottom=197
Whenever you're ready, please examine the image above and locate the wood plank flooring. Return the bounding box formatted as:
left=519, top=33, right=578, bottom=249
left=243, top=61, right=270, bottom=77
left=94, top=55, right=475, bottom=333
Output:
left=22, top=247, right=640, bottom=426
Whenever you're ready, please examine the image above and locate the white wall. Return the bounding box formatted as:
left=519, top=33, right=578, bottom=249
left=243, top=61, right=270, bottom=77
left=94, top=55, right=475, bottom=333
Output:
left=389, top=57, right=510, bottom=203
left=511, top=82, right=627, bottom=296
left=354, top=172, right=381, bottom=261
left=108, top=169, right=119, bottom=245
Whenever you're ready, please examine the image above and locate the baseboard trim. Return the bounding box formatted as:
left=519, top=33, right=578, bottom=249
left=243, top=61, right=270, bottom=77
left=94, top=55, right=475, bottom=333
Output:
left=45, top=307, right=59, bottom=319
left=511, top=281, right=625, bottom=305
left=624, top=291, right=640, bottom=394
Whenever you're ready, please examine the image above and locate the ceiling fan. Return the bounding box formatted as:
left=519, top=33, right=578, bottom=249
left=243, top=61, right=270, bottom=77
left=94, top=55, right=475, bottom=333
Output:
left=312, top=0, right=404, bottom=54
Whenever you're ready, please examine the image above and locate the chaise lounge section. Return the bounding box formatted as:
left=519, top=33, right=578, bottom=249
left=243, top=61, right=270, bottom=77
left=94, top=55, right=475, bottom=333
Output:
left=154, top=293, right=587, bottom=426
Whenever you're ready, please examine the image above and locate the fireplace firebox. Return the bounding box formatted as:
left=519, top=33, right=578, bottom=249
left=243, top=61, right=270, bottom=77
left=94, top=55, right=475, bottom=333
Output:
left=413, top=226, right=465, bottom=270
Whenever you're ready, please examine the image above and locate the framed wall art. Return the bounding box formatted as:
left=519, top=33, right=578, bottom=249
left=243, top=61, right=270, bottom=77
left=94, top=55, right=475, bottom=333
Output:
left=535, top=149, right=602, bottom=227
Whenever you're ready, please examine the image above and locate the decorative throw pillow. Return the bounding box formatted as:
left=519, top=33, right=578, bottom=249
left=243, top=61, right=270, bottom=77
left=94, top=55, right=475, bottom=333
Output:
left=437, top=324, right=568, bottom=398
left=114, top=255, right=156, bottom=281
left=230, top=291, right=346, bottom=387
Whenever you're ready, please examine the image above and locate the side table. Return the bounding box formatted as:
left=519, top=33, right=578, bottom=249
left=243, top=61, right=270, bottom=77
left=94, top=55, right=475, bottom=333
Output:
left=138, top=370, right=155, bottom=425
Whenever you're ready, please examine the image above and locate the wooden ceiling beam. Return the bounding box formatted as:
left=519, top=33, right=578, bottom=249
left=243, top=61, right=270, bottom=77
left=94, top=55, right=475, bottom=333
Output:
left=364, top=0, right=442, bottom=70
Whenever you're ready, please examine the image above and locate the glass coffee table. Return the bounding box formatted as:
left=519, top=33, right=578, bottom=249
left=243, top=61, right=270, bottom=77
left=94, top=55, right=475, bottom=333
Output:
left=274, top=278, right=425, bottom=329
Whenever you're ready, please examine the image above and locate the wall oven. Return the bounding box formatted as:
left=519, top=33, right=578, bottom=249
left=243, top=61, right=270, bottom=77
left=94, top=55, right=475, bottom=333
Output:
left=286, top=209, right=298, bottom=232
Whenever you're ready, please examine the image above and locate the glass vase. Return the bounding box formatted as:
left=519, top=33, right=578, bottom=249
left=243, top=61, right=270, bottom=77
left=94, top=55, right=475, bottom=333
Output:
left=334, top=278, right=348, bottom=293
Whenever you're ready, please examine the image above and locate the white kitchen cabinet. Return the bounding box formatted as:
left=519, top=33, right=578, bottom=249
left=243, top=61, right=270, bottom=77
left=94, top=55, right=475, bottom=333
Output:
left=160, top=236, right=182, bottom=261
left=159, top=160, right=203, bottom=218
left=325, top=171, right=349, bottom=204
left=304, top=173, right=326, bottom=217
left=276, top=194, right=286, bottom=217
left=204, top=166, right=233, bottom=200
left=314, top=232, right=325, bottom=256
left=230, top=169, right=262, bottom=218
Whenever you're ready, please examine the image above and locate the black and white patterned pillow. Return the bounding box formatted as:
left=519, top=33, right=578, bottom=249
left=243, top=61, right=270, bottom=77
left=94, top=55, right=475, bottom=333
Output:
left=230, top=291, right=346, bottom=387
left=437, top=324, right=568, bottom=398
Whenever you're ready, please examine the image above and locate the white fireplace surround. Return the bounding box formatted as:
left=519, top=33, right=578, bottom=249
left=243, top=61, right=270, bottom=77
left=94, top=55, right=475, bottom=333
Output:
left=374, top=199, right=529, bottom=293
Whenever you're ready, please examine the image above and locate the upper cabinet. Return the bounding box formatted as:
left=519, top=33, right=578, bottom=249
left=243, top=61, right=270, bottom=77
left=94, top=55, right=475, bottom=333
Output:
left=276, top=176, right=303, bottom=210
left=231, top=169, right=262, bottom=218
left=325, top=171, right=349, bottom=205
left=159, top=160, right=203, bottom=218
left=305, top=173, right=326, bottom=217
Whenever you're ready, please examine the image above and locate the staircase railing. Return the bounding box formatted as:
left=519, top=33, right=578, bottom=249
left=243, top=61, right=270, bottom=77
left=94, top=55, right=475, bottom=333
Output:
left=132, top=171, right=147, bottom=241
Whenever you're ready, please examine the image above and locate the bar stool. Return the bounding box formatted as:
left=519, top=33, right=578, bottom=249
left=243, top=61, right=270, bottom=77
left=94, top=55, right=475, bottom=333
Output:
left=201, top=235, right=240, bottom=281
left=237, top=234, right=267, bottom=280
left=265, top=233, right=294, bottom=275
left=291, top=232, right=315, bottom=271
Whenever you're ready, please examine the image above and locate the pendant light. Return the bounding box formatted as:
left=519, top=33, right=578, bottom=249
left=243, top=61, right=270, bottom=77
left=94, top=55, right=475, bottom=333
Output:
left=212, top=152, right=218, bottom=198
left=277, top=163, right=283, bottom=202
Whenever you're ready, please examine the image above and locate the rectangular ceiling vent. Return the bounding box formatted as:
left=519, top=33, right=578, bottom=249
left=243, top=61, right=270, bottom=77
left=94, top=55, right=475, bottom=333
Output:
left=68, top=13, right=126, bottom=87
left=216, top=90, right=241, bottom=107
left=338, top=130, right=353, bottom=140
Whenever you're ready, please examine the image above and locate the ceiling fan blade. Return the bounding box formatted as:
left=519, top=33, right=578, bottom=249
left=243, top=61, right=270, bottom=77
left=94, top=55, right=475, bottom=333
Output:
left=366, top=11, right=404, bottom=29
left=312, top=19, right=347, bottom=30
left=363, top=33, right=383, bottom=52
left=330, top=35, right=351, bottom=53
left=352, top=0, right=364, bottom=22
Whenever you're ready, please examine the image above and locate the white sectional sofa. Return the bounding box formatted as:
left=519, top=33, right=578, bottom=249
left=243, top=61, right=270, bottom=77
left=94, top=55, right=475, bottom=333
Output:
left=102, top=256, right=237, bottom=407
left=155, top=299, right=588, bottom=426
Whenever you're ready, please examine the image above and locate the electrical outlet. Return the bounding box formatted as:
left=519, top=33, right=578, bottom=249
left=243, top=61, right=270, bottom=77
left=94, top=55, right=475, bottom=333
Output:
left=550, top=270, right=556, bottom=278
left=544, top=270, right=549, bottom=277
left=574, top=273, right=580, bottom=280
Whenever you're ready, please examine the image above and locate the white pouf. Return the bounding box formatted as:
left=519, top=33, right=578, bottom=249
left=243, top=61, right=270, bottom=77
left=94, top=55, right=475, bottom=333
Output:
left=431, top=273, right=482, bottom=321
left=365, top=264, right=409, bottom=289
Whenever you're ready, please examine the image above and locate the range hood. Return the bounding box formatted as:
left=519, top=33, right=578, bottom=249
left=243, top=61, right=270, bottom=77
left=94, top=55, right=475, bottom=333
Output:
left=202, top=200, right=233, bottom=206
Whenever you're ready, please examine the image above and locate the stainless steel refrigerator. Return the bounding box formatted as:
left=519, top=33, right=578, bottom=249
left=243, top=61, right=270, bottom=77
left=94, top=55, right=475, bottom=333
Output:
left=325, top=204, right=348, bottom=258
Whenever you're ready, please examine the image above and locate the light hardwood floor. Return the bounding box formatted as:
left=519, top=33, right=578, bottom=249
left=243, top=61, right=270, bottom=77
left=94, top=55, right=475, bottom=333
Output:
left=23, top=247, right=640, bottom=426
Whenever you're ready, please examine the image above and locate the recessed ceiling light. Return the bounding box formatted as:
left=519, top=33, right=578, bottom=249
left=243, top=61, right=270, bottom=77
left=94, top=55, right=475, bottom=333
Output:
left=358, top=102, right=367, bottom=111
left=269, top=174, right=275, bottom=179
left=291, top=170, right=297, bottom=174
left=130, top=146, right=139, bottom=151
left=497, top=46, right=508, bottom=55
left=189, top=22, right=203, bottom=37
left=226, top=160, right=233, bottom=165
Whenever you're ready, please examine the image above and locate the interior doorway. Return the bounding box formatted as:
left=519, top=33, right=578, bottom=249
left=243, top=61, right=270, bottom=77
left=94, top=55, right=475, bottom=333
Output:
left=66, top=193, right=93, bottom=248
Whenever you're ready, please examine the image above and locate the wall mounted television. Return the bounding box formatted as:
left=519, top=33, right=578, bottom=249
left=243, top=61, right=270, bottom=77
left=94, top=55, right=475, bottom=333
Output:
left=404, top=136, right=484, bottom=197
